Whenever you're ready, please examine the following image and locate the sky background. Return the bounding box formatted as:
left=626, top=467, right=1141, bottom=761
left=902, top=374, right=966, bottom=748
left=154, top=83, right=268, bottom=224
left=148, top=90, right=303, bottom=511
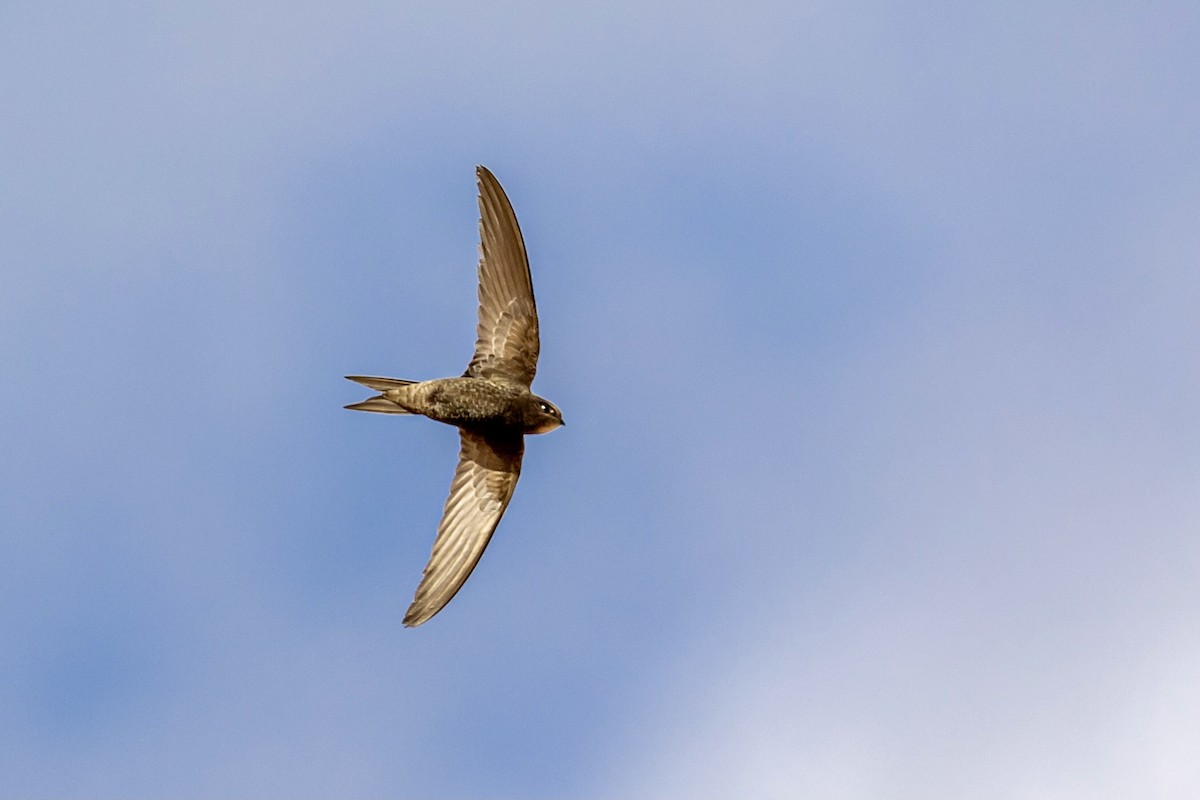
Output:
left=3, top=2, right=1199, bottom=797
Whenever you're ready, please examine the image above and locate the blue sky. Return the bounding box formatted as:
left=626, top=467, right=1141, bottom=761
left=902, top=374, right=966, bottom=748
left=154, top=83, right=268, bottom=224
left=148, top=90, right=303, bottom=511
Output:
left=3, top=2, right=1199, bottom=797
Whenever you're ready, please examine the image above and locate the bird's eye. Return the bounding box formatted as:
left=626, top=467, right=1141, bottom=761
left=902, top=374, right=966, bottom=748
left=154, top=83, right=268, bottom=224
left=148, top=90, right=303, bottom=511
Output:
left=539, top=402, right=551, bottom=413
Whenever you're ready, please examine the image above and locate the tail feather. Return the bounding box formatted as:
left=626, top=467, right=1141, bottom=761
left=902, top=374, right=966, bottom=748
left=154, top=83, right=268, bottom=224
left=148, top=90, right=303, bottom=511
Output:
left=344, top=375, right=417, bottom=414
left=344, top=397, right=412, bottom=414
left=346, top=375, right=417, bottom=392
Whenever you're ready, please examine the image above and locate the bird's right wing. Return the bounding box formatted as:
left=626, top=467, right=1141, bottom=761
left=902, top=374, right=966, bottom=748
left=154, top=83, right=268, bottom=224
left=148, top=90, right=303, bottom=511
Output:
left=403, top=428, right=524, bottom=626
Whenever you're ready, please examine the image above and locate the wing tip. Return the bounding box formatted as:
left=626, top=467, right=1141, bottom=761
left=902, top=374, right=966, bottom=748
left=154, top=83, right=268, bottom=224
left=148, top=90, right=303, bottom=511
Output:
left=403, top=596, right=445, bottom=627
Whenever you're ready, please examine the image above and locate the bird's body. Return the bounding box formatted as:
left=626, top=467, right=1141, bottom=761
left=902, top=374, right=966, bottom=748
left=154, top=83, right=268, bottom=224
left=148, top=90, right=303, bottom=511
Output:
left=352, top=376, right=559, bottom=433
left=345, top=166, right=563, bottom=627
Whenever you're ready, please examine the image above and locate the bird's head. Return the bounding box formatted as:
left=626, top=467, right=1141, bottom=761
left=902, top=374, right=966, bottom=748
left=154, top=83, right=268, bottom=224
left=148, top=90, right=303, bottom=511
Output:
left=524, top=395, right=565, bottom=434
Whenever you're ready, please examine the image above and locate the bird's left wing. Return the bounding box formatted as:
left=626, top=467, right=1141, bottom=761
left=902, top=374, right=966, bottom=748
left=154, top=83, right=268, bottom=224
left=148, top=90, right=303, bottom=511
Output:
left=466, top=166, right=539, bottom=387
left=403, top=428, right=524, bottom=626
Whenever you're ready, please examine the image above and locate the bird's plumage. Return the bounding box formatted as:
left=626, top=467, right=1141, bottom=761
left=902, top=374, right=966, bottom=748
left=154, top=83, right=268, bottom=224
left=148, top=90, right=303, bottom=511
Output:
left=467, top=166, right=540, bottom=386
left=403, top=429, right=523, bottom=626
left=345, top=166, right=560, bottom=627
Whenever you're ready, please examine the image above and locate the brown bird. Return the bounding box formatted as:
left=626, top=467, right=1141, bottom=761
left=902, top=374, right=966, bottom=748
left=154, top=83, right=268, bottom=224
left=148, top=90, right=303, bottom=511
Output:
left=345, top=166, right=563, bottom=626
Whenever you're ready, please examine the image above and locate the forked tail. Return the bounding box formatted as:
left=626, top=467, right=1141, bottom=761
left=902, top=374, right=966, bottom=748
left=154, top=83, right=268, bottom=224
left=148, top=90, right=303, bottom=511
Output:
left=344, top=375, right=416, bottom=414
